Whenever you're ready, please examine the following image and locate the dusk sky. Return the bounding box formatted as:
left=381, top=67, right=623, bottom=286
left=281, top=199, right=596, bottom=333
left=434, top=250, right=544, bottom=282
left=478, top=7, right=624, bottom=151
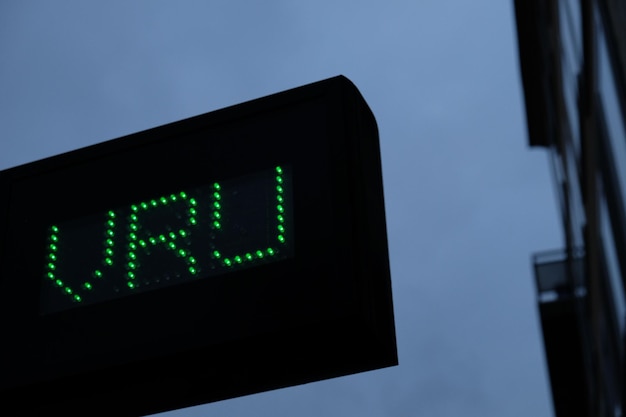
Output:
left=1, top=1, right=563, bottom=416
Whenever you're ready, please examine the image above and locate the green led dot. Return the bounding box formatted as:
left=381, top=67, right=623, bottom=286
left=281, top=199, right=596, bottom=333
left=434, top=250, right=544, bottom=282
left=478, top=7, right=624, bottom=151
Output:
left=213, top=183, right=221, bottom=191
left=73, top=294, right=82, bottom=302
left=64, top=287, right=72, bottom=294
left=189, top=217, right=197, bottom=225
left=276, top=176, right=283, bottom=184
left=189, top=198, right=197, bottom=206
left=160, top=196, right=168, bottom=205
left=189, top=208, right=197, bottom=216
left=276, top=185, right=284, bottom=194
left=213, top=192, right=221, bottom=200
left=84, top=282, right=93, bottom=290
left=139, top=240, right=147, bottom=247
left=179, top=229, right=188, bottom=237
left=105, top=248, right=114, bottom=256
left=277, top=205, right=284, bottom=213
left=106, top=229, right=115, bottom=237
left=234, top=255, right=242, bottom=264
left=105, top=258, right=113, bottom=266
left=149, top=237, right=157, bottom=245
left=50, top=235, right=58, bottom=242
left=170, top=194, right=177, bottom=201
left=188, top=256, right=197, bottom=264
left=213, top=201, right=221, bottom=210
left=107, top=220, right=115, bottom=228
left=131, top=205, right=139, bottom=212
left=128, top=262, right=137, bottom=270
left=245, top=253, right=253, bottom=261
left=212, top=221, right=221, bottom=229
left=276, top=166, right=283, bottom=174
left=129, top=242, right=137, bottom=250
left=267, top=248, right=275, bottom=256
left=213, top=250, right=221, bottom=259
left=94, top=270, right=103, bottom=278
left=130, top=214, right=138, bottom=222
left=150, top=199, right=158, bottom=207
left=108, top=211, right=116, bottom=218
left=256, top=250, right=264, bottom=258
left=128, top=252, right=137, bottom=260
left=49, top=253, right=57, bottom=261
left=130, top=223, right=138, bottom=232
left=47, top=263, right=56, bottom=270
left=278, top=235, right=286, bottom=243
left=277, top=215, right=284, bottom=223
left=224, top=258, right=232, bottom=267
left=49, top=243, right=58, bottom=252
left=277, top=195, right=284, bottom=204
left=129, top=233, right=137, bottom=241
left=178, top=249, right=187, bottom=257
left=179, top=191, right=187, bottom=199
left=51, top=225, right=59, bottom=233
left=169, top=231, right=177, bottom=239
left=106, top=238, right=115, bottom=246
left=169, top=242, right=177, bottom=250
left=140, top=202, right=149, bottom=210
left=47, top=272, right=55, bottom=280
left=189, top=266, right=197, bottom=275
left=212, top=211, right=221, bottom=219
left=55, top=279, right=63, bottom=287
left=127, top=282, right=136, bottom=289
left=159, top=234, right=166, bottom=242
left=277, top=224, right=285, bottom=233
left=128, top=271, right=136, bottom=279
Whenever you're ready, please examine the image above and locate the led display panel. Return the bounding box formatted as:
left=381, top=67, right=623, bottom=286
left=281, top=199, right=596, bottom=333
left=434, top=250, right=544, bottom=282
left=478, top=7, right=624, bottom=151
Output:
left=41, top=165, right=293, bottom=314
left=0, top=76, right=396, bottom=416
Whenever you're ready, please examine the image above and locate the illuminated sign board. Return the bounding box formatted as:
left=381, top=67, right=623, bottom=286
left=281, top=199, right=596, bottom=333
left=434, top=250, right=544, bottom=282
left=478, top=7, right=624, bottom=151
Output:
left=0, top=76, right=396, bottom=416
left=42, top=165, right=293, bottom=315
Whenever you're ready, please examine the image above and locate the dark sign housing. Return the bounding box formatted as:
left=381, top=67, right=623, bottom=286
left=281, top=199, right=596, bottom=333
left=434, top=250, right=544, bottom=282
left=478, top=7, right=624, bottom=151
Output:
left=0, top=75, right=397, bottom=416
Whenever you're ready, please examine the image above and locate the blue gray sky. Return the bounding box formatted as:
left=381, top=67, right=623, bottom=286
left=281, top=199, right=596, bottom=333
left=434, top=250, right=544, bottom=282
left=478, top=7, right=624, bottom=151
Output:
left=1, top=1, right=562, bottom=416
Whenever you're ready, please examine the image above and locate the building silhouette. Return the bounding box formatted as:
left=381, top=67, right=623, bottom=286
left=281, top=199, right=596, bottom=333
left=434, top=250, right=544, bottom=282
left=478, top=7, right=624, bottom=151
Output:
left=514, top=0, right=626, bottom=416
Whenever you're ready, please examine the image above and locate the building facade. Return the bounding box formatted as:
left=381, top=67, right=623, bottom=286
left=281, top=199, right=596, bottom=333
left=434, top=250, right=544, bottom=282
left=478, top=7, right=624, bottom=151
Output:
left=514, top=0, right=626, bottom=416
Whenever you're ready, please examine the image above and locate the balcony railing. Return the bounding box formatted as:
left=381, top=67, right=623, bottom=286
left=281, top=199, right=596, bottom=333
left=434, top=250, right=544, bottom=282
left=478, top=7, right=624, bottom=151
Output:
left=532, top=248, right=591, bottom=417
left=533, top=248, right=586, bottom=303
